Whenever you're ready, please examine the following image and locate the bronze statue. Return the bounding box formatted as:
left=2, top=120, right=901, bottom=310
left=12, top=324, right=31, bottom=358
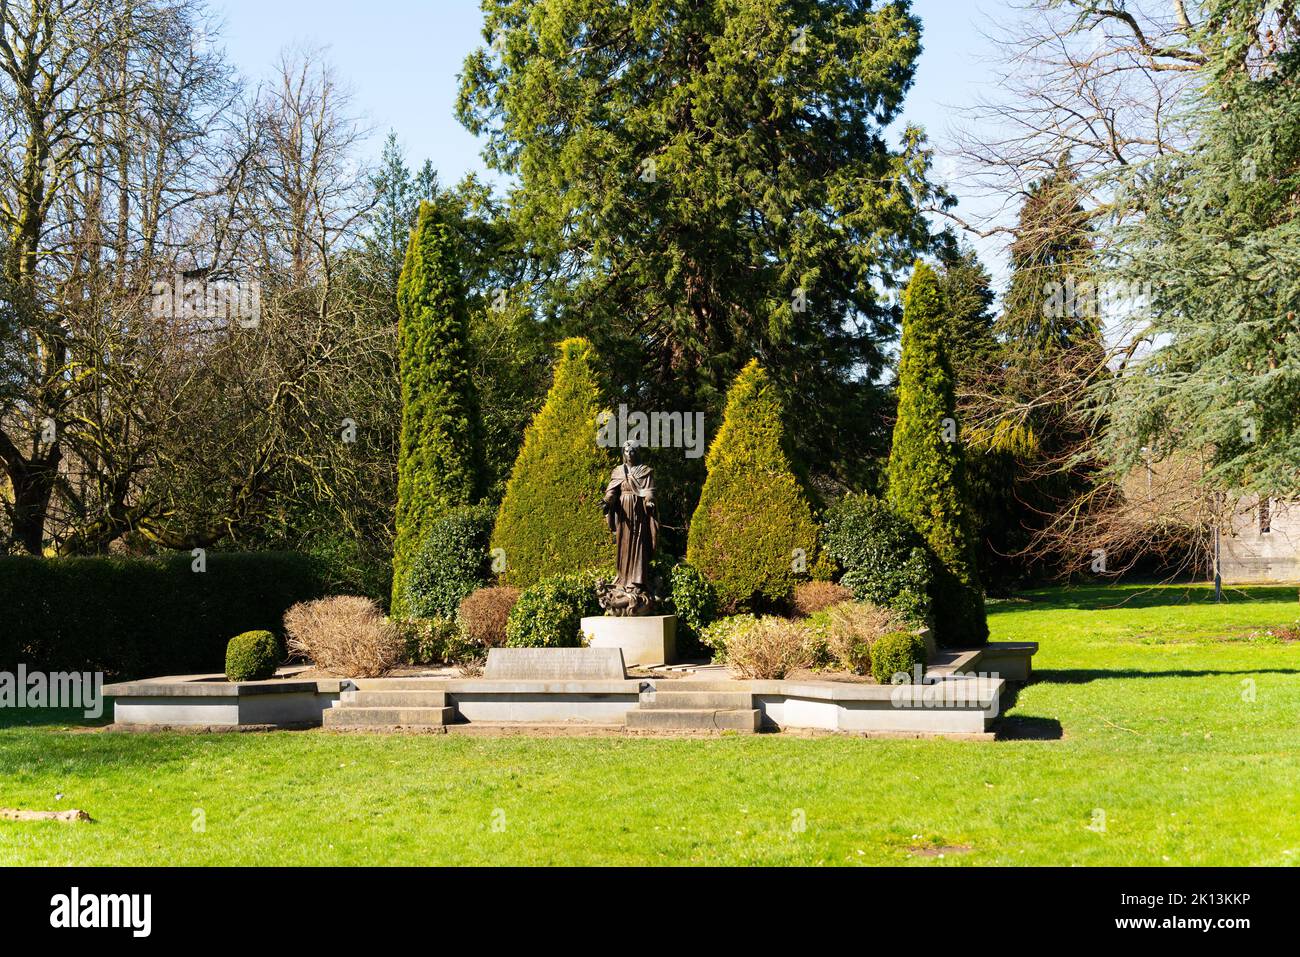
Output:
left=598, top=440, right=658, bottom=616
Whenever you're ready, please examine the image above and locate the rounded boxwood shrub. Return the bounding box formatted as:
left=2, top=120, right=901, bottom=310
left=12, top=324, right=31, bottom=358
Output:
left=505, top=570, right=606, bottom=648
left=490, top=338, right=615, bottom=588
left=870, top=630, right=928, bottom=685
left=225, top=630, right=280, bottom=682
left=403, top=504, right=493, bottom=619
left=686, top=360, right=821, bottom=613
left=822, top=493, right=934, bottom=625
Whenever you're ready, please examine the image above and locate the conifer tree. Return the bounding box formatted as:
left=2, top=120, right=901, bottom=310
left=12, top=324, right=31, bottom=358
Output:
left=686, top=360, right=820, bottom=613
left=391, top=201, right=483, bottom=615
left=490, top=338, right=614, bottom=588
left=887, top=263, right=987, bottom=646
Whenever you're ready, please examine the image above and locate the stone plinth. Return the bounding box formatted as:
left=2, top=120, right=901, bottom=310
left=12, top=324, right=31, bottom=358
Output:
left=581, top=614, right=677, bottom=667
left=484, top=647, right=626, bottom=680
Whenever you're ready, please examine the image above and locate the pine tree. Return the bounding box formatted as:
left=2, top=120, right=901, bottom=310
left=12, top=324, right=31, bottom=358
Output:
left=391, top=201, right=483, bottom=615
left=686, top=360, right=821, bottom=613
left=887, top=263, right=987, bottom=646
left=490, top=337, right=614, bottom=588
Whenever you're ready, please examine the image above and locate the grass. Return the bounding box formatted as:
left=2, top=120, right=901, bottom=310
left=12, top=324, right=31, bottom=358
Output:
left=2, top=582, right=1299, bottom=866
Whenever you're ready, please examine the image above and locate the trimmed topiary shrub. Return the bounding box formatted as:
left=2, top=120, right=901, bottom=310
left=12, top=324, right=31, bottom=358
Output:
left=723, top=616, right=815, bottom=679
left=490, top=338, right=615, bottom=588
left=505, top=569, right=606, bottom=648
left=403, top=504, right=493, bottom=619
left=686, top=360, right=821, bottom=613
left=0, top=551, right=328, bottom=679
left=870, top=630, right=928, bottom=685
left=669, top=562, right=718, bottom=653
left=392, top=201, right=483, bottom=617
left=458, top=585, right=521, bottom=648
left=886, top=262, right=988, bottom=647
left=822, top=493, right=935, bottom=624
left=225, top=630, right=280, bottom=682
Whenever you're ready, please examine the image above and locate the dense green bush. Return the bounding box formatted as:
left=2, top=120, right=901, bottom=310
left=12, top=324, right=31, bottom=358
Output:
left=399, top=617, right=462, bottom=665
left=822, top=494, right=934, bottom=624
left=392, top=201, right=484, bottom=616
left=225, top=630, right=281, bottom=682
left=886, top=262, right=988, bottom=646
left=490, top=338, right=615, bottom=588
left=870, top=631, right=928, bottom=685
left=504, top=569, right=606, bottom=648
left=0, top=552, right=328, bottom=679
left=304, top=533, right=393, bottom=608
left=669, top=563, right=717, bottom=655
left=698, top=613, right=759, bottom=662
left=403, top=504, right=493, bottom=619
left=686, top=360, right=821, bottom=613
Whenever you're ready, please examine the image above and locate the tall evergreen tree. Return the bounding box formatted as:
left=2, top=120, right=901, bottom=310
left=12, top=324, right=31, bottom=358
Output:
left=1104, top=16, right=1300, bottom=495
left=457, top=0, right=940, bottom=487
left=365, top=132, right=440, bottom=296
left=887, top=263, right=987, bottom=646
left=391, top=201, right=483, bottom=615
left=686, top=360, right=821, bottom=613
left=998, top=155, right=1099, bottom=354
left=490, top=337, right=614, bottom=588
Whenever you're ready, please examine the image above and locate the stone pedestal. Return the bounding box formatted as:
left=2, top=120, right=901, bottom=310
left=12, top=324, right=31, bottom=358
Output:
left=581, top=614, right=677, bottom=667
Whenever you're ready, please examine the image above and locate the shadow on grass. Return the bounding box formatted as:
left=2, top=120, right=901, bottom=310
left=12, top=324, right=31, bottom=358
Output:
left=1035, top=667, right=1300, bottom=685
left=988, top=583, right=1298, bottom=614
left=0, top=703, right=114, bottom=731
left=995, top=716, right=1063, bottom=740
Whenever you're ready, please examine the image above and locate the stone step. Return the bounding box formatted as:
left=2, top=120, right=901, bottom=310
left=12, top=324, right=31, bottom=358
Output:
left=639, top=690, right=753, bottom=711
left=322, top=706, right=456, bottom=728
left=340, top=690, right=449, bottom=708
left=624, top=708, right=760, bottom=733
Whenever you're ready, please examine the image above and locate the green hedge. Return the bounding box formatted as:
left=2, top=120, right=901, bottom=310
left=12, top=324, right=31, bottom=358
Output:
left=504, top=569, right=606, bottom=648
left=0, top=552, right=329, bottom=679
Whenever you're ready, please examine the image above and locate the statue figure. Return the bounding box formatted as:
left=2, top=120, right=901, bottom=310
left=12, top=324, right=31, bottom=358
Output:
left=598, top=440, right=658, bottom=616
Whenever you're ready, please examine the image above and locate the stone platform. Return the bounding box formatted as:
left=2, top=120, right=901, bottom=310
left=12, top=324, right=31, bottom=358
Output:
left=581, top=614, right=676, bottom=667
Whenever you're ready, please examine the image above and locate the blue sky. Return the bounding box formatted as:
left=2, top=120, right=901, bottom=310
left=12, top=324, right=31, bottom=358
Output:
left=210, top=0, right=1006, bottom=273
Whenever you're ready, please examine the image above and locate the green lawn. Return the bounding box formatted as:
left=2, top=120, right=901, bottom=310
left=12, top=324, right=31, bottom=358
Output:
left=2, top=583, right=1299, bottom=866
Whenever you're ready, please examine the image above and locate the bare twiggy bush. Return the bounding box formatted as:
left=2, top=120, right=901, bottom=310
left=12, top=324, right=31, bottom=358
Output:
left=822, top=601, right=906, bottom=676
left=725, top=617, right=815, bottom=680
left=791, top=581, right=853, bottom=618
left=457, top=586, right=521, bottom=648
left=284, top=596, right=403, bottom=677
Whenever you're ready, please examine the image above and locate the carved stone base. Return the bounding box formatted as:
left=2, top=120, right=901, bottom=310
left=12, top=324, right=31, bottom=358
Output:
left=581, top=615, right=677, bottom=668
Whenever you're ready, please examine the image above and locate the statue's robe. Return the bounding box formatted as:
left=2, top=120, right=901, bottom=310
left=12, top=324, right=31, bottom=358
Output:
left=604, top=463, right=658, bottom=588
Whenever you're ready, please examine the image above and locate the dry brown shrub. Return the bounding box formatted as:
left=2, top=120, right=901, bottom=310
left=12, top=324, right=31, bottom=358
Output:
left=283, top=596, right=403, bottom=677
left=457, top=586, right=521, bottom=648
left=792, top=580, right=853, bottom=617
left=822, top=601, right=905, bottom=675
left=725, top=616, right=815, bottom=679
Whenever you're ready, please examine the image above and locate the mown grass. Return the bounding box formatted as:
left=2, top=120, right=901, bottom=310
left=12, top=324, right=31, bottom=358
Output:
left=2, top=583, right=1298, bottom=866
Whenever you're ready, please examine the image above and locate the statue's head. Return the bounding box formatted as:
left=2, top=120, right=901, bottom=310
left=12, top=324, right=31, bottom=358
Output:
left=622, top=439, right=641, bottom=465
